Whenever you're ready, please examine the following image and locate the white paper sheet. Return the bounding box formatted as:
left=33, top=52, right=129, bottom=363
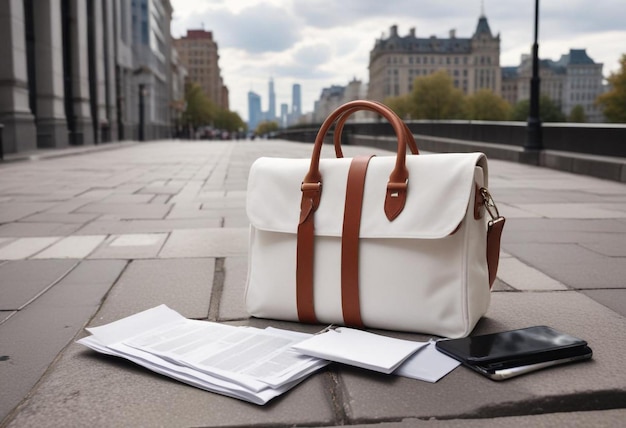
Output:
left=291, top=327, right=426, bottom=374
left=393, top=340, right=461, bottom=383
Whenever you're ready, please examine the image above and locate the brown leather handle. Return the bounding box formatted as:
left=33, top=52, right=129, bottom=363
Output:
left=303, top=100, right=413, bottom=221
left=332, top=102, right=419, bottom=158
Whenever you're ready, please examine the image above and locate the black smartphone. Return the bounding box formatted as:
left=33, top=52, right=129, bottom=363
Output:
left=435, top=326, right=592, bottom=380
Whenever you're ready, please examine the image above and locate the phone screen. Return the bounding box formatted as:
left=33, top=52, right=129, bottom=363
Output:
left=436, top=326, right=587, bottom=364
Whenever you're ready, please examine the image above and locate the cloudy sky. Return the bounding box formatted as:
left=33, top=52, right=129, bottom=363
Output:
left=170, top=0, right=626, bottom=122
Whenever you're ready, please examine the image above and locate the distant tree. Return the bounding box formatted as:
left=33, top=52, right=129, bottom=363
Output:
left=568, top=105, right=587, bottom=123
left=255, top=120, right=279, bottom=136
left=409, top=70, right=466, bottom=119
left=384, top=95, right=412, bottom=120
left=510, top=96, right=566, bottom=122
left=596, top=53, right=626, bottom=123
left=464, top=89, right=511, bottom=121
left=214, top=109, right=247, bottom=132
left=183, top=83, right=215, bottom=129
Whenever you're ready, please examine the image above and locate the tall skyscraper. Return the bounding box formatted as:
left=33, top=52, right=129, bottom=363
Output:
left=280, top=103, right=289, bottom=128
left=291, top=84, right=301, bottom=116
left=248, top=91, right=262, bottom=131
left=268, top=78, right=276, bottom=120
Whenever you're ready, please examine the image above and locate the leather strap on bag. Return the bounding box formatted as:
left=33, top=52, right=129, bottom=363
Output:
left=341, top=155, right=374, bottom=328
left=487, top=217, right=506, bottom=287
left=480, top=187, right=506, bottom=288
left=296, top=100, right=415, bottom=324
left=332, top=102, right=419, bottom=158
left=297, top=181, right=320, bottom=324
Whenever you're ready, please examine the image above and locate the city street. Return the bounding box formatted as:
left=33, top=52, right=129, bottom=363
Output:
left=1, top=139, right=626, bottom=427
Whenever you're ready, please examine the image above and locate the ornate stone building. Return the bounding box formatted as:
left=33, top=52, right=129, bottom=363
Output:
left=0, top=0, right=175, bottom=155
left=173, top=30, right=228, bottom=110
left=368, top=15, right=501, bottom=102
left=503, top=49, right=604, bottom=122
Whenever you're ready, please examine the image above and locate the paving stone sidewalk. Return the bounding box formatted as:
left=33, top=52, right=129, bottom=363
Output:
left=1, top=140, right=625, bottom=427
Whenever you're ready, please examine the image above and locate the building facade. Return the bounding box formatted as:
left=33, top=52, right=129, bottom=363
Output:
left=173, top=29, right=228, bottom=110
left=130, top=0, right=173, bottom=140
left=314, top=78, right=365, bottom=123
left=502, top=49, right=604, bottom=122
left=0, top=0, right=176, bottom=155
left=368, top=15, right=501, bottom=102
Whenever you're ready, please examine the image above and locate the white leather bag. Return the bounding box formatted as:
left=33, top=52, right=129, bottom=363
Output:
left=245, top=100, right=505, bottom=338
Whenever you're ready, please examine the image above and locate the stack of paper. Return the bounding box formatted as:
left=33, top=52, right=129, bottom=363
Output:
left=78, top=306, right=461, bottom=405
left=78, top=305, right=329, bottom=405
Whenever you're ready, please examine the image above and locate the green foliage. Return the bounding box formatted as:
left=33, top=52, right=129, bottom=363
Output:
left=214, top=109, right=247, bottom=132
left=182, top=82, right=247, bottom=132
left=384, top=95, right=413, bottom=119
left=569, top=105, right=587, bottom=123
left=183, top=83, right=215, bottom=128
left=510, top=96, right=566, bottom=122
left=464, top=89, right=511, bottom=121
left=410, top=71, right=466, bottom=119
left=255, top=120, right=279, bottom=135
left=596, top=53, right=626, bottom=123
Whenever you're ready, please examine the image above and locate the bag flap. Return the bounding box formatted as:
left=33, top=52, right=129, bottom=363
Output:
left=247, top=152, right=487, bottom=239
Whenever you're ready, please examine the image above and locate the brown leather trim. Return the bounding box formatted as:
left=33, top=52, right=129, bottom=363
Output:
left=303, top=100, right=412, bottom=220
left=341, top=155, right=374, bottom=328
left=487, top=217, right=506, bottom=288
left=297, top=215, right=318, bottom=323
left=296, top=184, right=322, bottom=324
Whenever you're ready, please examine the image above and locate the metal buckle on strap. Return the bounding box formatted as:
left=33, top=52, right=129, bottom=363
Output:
left=480, top=187, right=502, bottom=223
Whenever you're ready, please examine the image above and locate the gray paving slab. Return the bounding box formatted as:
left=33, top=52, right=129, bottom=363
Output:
left=582, top=289, right=626, bottom=318
left=88, top=233, right=168, bottom=259
left=75, top=202, right=171, bottom=220
left=346, top=409, right=626, bottom=427
left=158, top=228, right=248, bottom=258
left=0, top=311, right=15, bottom=324
left=91, top=258, right=215, bottom=323
left=0, top=260, right=78, bottom=310
left=99, top=193, right=155, bottom=204
left=74, top=218, right=222, bottom=235
left=0, top=237, right=61, bottom=260
left=0, top=260, right=126, bottom=422
left=32, top=235, right=107, bottom=259
left=0, top=202, right=56, bottom=223
left=223, top=213, right=251, bottom=228
left=18, top=212, right=101, bottom=224
left=0, top=222, right=83, bottom=237
left=505, top=242, right=626, bottom=289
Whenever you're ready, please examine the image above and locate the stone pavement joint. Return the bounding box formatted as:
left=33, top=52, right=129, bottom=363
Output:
left=208, top=257, right=226, bottom=322
left=1, top=140, right=625, bottom=427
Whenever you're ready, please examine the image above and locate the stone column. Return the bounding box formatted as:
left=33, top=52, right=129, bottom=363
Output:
left=102, top=0, right=117, bottom=141
left=33, top=0, right=68, bottom=148
left=68, top=0, right=94, bottom=145
left=0, top=0, right=37, bottom=153
left=92, top=0, right=109, bottom=142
